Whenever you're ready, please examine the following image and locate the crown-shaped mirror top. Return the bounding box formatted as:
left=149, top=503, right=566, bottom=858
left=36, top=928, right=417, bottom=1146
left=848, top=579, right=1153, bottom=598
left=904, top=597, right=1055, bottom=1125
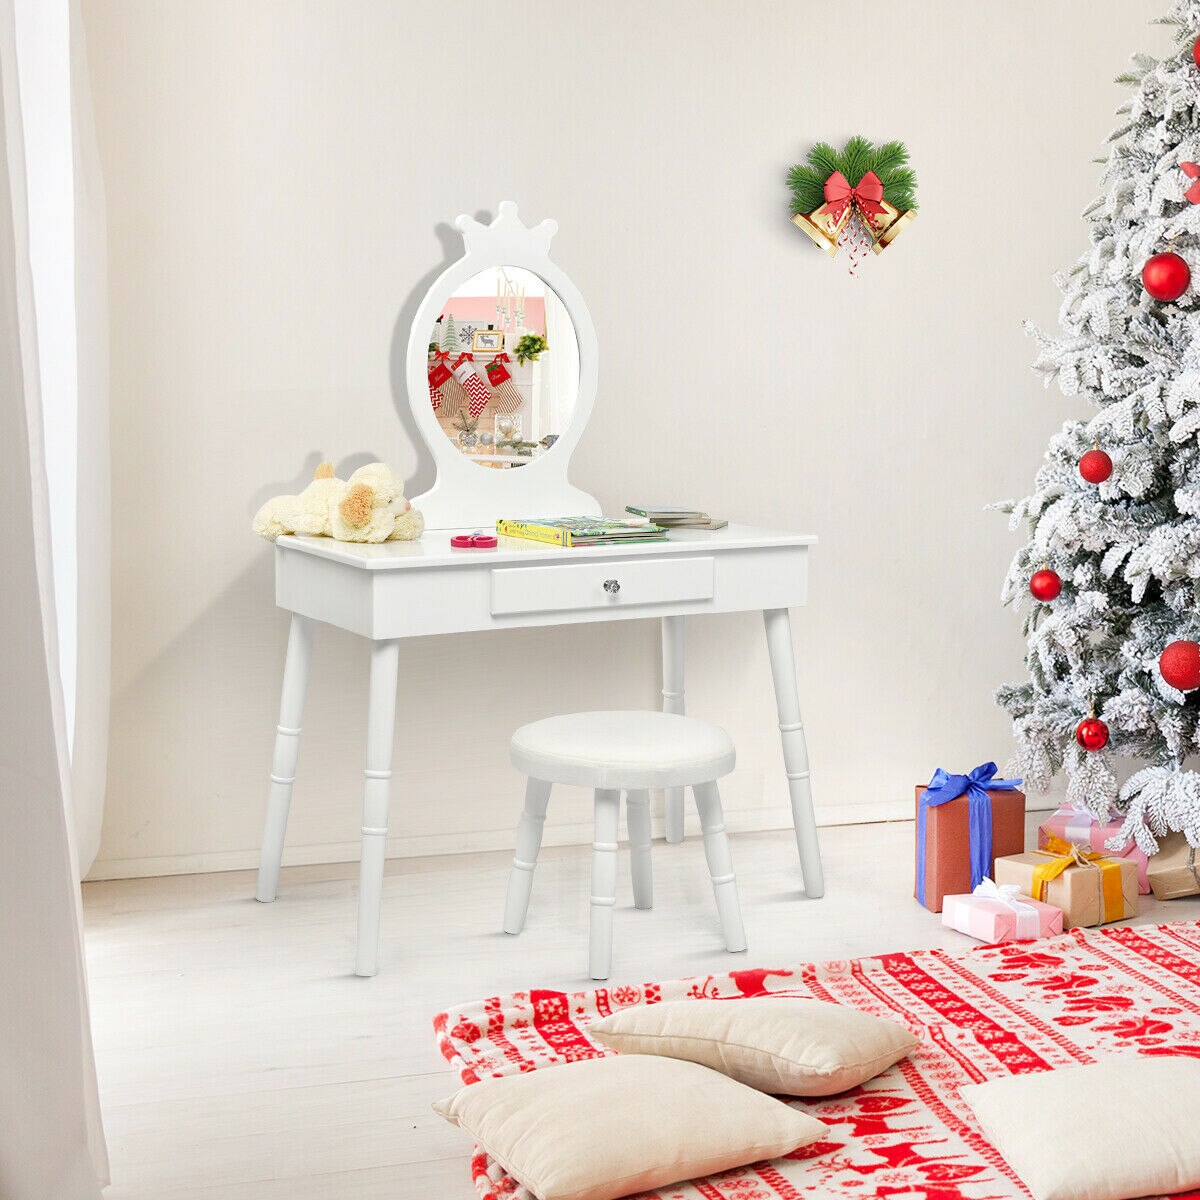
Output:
left=455, top=202, right=558, bottom=258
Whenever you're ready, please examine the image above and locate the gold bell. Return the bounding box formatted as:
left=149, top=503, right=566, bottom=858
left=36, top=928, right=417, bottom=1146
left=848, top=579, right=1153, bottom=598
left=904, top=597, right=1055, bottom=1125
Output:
left=791, top=202, right=851, bottom=257
left=869, top=204, right=916, bottom=254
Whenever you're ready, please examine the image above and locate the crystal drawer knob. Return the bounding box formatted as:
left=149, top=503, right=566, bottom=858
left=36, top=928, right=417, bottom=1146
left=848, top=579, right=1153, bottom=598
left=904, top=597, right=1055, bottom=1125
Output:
left=603, top=579, right=620, bottom=594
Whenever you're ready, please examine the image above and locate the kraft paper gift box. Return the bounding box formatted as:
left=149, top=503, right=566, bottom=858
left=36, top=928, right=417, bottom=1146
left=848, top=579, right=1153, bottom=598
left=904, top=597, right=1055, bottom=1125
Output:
left=942, top=880, right=1063, bottom=944
left=914, top=764, right=1026, bottom=913
left=1038, top=805, right=1150, bottom=895
left=1147, top=832, right=1200, bottom=901
left=993, top=848, right=1139, bottom=930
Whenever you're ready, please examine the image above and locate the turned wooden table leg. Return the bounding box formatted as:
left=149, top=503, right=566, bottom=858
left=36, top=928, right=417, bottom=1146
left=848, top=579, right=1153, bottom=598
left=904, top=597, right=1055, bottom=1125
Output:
left=256, top=613, right=315, bottom=903
left=354, top=638, right=400, bottom=977
left=762, top=607, right=824, bottom=898
left=661, top=615, right=685, bottom=843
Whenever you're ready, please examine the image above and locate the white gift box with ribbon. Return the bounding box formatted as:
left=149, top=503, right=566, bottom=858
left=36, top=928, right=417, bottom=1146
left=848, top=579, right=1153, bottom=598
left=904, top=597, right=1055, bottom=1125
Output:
left=941, top=878, right=1063, bottom=944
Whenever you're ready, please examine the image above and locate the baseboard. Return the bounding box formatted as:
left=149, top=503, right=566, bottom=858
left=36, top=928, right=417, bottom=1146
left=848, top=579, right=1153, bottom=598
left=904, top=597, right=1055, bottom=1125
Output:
left=85, top=789, right=1066, bottom=882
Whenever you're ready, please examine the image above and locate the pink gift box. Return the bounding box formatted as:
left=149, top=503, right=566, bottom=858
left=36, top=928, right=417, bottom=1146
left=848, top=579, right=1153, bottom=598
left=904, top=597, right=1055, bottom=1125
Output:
left=942, top=883, right=1064, bottom=944
left=1037, top=806, right=1150, bottom=895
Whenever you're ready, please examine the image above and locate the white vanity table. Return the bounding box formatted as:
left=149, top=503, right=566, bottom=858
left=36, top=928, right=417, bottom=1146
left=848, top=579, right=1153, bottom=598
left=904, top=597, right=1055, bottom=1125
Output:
left=254, top=205, right=822, bottom=975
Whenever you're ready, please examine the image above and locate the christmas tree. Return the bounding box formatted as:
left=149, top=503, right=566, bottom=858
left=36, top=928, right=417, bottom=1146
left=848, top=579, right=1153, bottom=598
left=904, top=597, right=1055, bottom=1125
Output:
left=998, top=2, right=1200, bottom=852
left=441, top=314, right=459, bottom=353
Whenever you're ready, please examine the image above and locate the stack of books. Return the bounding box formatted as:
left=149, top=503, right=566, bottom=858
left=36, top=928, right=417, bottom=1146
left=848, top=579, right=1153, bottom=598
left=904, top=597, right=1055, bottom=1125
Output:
left=625, top=506, right=728, bottom=530
left=496, top=517, right=668, bottom=548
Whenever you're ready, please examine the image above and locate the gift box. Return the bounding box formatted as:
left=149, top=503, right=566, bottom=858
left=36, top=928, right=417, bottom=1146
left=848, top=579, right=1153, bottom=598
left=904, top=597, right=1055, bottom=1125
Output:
left=914, top=764, right=1026, bottom=913
left=1147, top=832, right=1200, bottom=901
left=994, top=848, right=1138, bottom=930
left=942, top=879, right=1063, bottom=944
left=1038, top=805, right=1150, bottom=895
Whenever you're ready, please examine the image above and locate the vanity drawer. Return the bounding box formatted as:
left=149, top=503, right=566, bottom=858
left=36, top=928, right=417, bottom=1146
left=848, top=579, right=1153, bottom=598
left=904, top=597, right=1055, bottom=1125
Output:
left=490, top=556, right=714, bottom=616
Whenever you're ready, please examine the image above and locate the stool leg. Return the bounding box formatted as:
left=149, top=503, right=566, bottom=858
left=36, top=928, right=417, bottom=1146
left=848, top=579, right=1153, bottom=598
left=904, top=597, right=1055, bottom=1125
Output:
left=503, top=778, right=551, bottom=934
left=662, top=616, right=686, bottom=843
left=256, top=613, right=315, bottom=903
left=354, top=638, right=400, bottom=978
left=590, top=788, right=621, bottom=980
left=692, top=780, right=747, bottom=953
left=626, top=789, right=653, bottom=910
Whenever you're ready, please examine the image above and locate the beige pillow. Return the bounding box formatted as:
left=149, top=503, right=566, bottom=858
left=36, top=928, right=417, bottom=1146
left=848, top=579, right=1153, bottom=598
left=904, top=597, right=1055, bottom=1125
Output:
left=432, top=1054, right=825, bottom=1200
left=961, top=1057, right=1200, bottom=1200
left=589, top=997, right=918, bottom=1096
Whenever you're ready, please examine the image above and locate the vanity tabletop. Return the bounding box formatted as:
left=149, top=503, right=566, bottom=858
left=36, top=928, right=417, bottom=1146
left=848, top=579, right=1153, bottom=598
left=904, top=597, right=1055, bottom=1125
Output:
left=276, top=523, right=817, bottom=571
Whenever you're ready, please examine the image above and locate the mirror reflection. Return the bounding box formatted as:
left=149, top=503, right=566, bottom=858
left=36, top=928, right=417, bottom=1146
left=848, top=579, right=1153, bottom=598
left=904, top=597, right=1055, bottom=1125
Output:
left=426, top=267, right=579, bottom=468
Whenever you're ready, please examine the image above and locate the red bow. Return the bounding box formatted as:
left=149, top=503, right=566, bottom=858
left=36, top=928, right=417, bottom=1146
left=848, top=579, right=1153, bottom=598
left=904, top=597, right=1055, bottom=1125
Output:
left=431, top=349, right=451, bottom=363
left=823, top=169, right=887, bottom=225
left=1182, top=162, right=1200, bottom=204
left=492, top=352, right=511, bottom=364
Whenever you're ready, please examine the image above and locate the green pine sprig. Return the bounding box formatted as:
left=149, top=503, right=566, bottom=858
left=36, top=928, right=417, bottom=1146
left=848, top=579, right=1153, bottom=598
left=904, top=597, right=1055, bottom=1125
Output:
left=787, top=136, right=918, bottom=215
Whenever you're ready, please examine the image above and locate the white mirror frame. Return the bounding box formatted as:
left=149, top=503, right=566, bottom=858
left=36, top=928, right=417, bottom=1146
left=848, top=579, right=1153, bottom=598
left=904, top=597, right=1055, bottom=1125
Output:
left=408, top=202, right=601, bottom=530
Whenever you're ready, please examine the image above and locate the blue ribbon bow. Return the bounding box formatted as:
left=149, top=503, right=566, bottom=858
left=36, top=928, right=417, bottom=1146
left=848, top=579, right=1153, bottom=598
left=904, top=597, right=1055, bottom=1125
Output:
left=915, top=763, right=1022, bottom=907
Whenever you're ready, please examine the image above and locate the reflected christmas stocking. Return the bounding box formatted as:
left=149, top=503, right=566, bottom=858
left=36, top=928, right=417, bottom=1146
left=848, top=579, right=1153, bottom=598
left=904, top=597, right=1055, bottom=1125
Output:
left=430, top=349, right=465, bottom=417
left=484, top=352, right=523, bottom=415
left=453, top=352, right=492, bottom=420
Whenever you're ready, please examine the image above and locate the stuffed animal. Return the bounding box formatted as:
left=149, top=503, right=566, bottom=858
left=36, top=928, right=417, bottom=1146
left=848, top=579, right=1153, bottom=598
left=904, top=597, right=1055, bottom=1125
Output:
left=253, top=462, right=424, bottom=544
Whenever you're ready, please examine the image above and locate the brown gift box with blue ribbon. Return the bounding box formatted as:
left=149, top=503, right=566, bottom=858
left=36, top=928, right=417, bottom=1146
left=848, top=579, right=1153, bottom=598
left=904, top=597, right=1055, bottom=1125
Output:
left=914, top=764, right=1026, bottom=913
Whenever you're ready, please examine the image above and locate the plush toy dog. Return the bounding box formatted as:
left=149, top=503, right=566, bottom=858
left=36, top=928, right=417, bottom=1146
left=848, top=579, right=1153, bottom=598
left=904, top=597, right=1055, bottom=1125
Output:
left=253, top=462, right=424, bottom=544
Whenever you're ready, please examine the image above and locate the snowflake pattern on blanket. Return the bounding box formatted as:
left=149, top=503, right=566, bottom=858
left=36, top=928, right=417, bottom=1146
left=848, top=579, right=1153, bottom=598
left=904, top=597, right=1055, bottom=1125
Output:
left=433, top=923, right=1200, bottom=1200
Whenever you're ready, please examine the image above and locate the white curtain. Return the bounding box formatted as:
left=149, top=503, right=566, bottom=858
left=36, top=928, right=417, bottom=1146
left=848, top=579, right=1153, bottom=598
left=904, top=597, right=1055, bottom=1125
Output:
left=14, top=0, right=109, bottom=877
left=0, top=0, right=108, bottom=1193
left=65, top=0, right=110, bottom=878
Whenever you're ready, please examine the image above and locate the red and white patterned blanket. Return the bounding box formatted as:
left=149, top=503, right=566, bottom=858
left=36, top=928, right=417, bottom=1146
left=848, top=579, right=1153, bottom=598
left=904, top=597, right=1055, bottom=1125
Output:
left=433, top=921, right=1200, bottom=1200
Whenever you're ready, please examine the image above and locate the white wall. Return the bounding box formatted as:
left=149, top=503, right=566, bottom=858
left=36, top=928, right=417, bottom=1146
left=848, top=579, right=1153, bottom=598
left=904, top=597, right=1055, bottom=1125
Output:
left=82, top=0, right=1168, bottom=878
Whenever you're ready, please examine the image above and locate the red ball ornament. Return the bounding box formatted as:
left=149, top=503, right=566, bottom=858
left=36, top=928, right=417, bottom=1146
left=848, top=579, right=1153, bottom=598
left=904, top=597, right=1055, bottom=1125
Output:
left=1143, top=252, right=1191, bottom=302
left=1160, top=639, right=1200, bottom=692
left=1029, top=568, right=1062, bottom=602
left=1075, top=717, right=1109, bottom=752
left=1079, top=448, right=1113, bottom=484
left=1193, top=33, right=1200, bottom=69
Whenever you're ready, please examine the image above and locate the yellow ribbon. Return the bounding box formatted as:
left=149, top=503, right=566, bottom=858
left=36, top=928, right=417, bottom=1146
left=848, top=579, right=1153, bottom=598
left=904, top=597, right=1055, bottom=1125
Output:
left=1028, top=844, right=1125, bottom=926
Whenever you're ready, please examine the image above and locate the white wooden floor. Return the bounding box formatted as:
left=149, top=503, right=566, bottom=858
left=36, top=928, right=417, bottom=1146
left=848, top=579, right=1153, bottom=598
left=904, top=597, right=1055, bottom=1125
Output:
left=85, top=817, right=1200, bottom=1198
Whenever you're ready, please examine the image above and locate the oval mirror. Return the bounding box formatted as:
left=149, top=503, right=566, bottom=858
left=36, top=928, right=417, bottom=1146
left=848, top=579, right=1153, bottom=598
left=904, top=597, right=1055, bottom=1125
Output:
left=407, top=203, right=600, bottom=530
left=426, top=266, right=579, bottom=468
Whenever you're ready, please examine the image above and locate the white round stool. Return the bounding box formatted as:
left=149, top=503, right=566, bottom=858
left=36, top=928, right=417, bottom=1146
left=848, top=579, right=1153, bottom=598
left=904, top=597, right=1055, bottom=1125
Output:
left=503, top=710, right=747, bottom=980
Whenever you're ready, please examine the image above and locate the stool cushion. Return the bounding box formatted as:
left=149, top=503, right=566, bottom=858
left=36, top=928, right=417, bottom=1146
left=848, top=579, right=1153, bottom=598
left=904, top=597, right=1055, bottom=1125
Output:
left=510, top=710, right=735, bottom=790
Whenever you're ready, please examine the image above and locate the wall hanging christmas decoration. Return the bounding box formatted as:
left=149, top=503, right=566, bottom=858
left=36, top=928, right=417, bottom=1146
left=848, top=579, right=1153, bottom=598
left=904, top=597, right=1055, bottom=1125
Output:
left=1078, top=447, right=1113, bottom=483
left=1075, top=717, right=1109, bottom=752
left=788, top=136, right=917, bottom=271
left=1029, top=568, right=1062, bottom=602
left=998, top=12, right=1200, bottom=851
left=1142, top=250, right=1190, bottom=301
left=1160, top=639, right=1200, bottom=692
